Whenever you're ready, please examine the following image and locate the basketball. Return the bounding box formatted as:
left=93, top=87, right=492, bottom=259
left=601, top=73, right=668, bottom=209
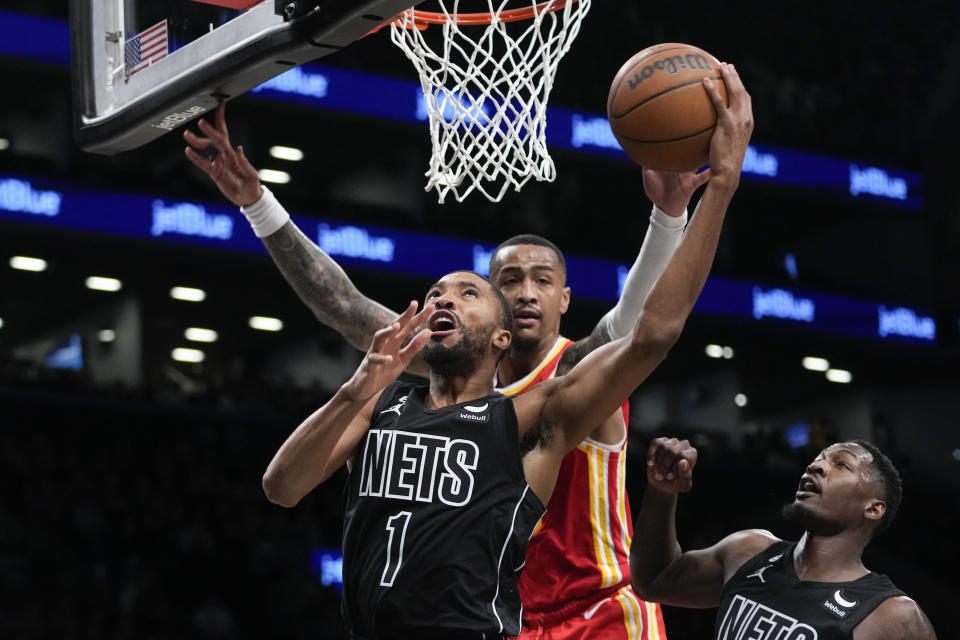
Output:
left=607, top=43, right=728, bottom=171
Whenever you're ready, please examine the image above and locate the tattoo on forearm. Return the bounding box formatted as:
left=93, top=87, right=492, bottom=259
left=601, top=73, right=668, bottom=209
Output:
left=555, top=319, right=614, bottom=375
left=261, top=222, right=397, bottom=351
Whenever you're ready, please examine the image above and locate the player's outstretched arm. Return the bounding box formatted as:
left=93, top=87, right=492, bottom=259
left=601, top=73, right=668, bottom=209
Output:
left=184, top=105, right=429, bottom=376
left=629, top=438, right=778, bottom=607
left=853, top=597, right=937, bottom=640
left=516, top=63, right=753, bottom=464
left=557, top=168, right=707, bottom=374
left=262, top=302, right=430, bottom=507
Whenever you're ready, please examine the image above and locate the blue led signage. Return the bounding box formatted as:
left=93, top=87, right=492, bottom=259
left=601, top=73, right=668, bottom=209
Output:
left=309, top=548, right=343, bottom=591
left=0, top=177, right=63, bottom=217
left=0, top=171, right=939, bottom=345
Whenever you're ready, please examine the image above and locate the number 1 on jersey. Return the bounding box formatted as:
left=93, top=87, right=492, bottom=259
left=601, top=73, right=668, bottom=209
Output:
left=380, top=511, right=412, bottom=587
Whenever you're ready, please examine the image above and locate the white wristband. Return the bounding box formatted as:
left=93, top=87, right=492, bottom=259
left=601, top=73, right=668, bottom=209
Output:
left=600, top=205, right=687, bottom=339
left=240, top=185, right=290, bottom=238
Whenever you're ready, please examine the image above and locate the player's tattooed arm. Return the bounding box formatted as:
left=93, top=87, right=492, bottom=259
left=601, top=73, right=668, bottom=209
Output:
left=183, top=104, right=429, bottom=377
left=554, top=323, right=612, bottom=376
left=853, top=597, right=937, bottom=640
left=262, top=222, right=430, bottom=377
left=261, top=218, right=430, bottom=374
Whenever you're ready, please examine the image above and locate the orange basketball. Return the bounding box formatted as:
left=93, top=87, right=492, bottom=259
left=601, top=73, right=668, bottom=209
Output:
left=607, top=43, right=728, bottom=171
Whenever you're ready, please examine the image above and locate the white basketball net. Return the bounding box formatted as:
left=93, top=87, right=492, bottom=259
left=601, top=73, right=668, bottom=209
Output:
left=389, top=0, right=591, bottom=203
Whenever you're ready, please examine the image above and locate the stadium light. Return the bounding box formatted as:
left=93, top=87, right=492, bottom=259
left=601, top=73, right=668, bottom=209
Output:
left=172, top=347, right=205, bottom=363
left=0, top=138, right=9, bottom=151
left=185, top=327, right=218, bottom=343
left=85, top=276, right=122, bottom=292
left=98, top=329, right=116, bottom=343
left=734, top=393, right=748, bottom=407
left=258, top=168, right=290, bottom=184
left=269, top=145, right=304, bottom=162
left=10, top=256, right=47, bottom=272
left=721, top=346, right=735, bottom=359
left=802, top=356, right=830, bottom=372
left=249, top=316, right=283, bottom=332
left=825, top=368, right=852, bottom=384
left=170, top=286, right=206, bottom=302
left=705, top=344, right=723, bottom=358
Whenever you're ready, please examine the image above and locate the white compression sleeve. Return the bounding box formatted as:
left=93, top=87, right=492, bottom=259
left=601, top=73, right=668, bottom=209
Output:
left=239, top=185, right=290, bottom=238
left=599, top=205, right=688, bottom=339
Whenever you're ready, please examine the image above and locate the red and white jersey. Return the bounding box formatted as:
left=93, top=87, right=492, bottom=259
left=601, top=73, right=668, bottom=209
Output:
left=496, top=337, right=667, bottom=639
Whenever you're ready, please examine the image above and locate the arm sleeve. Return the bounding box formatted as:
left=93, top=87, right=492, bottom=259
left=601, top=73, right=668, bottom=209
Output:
left=239, top=185, right=290, bottom=238
left=599, top=205, right=687, bottom=339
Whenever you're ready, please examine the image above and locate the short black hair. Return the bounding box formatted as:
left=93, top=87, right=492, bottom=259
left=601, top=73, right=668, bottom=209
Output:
left=489, top=234, right=566, bottom=281
left=849, top=439, right=902, bottom=537
left=449, top=270, right=513, bottom=333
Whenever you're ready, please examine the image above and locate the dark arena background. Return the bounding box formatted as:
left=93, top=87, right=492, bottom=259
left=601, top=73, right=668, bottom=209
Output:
left=2, top=2, right=959, bottom=638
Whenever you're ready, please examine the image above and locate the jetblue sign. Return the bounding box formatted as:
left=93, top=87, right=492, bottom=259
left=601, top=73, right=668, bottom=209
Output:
left=151, top=200, right=234, bottom=240
left=0, top=177, right=62, bottom=216
left=251, top=66, right=329, bottom=99
left=317, top=224, right=395, bottom=263
left=752, top=287, right=816, bottom=323
left=878, top=306, right=935, bottom=341
left=849, top=165, right=908, bottom=201
left=0, top=170, right=939, bottom=346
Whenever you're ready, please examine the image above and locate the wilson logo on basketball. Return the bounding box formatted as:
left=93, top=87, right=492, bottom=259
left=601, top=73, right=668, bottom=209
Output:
left=626, top=54, right=714, bottom=90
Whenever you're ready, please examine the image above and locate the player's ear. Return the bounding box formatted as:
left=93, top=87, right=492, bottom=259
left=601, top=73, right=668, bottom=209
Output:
left=559, top=286, right=571, bottom=315
left=864, top=498, right=885, bottom=523
left=492, top=328, right=511, bottom=352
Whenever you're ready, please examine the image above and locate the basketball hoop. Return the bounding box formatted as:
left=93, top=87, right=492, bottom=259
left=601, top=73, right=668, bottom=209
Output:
left=387, top=0, right=591, bottom=203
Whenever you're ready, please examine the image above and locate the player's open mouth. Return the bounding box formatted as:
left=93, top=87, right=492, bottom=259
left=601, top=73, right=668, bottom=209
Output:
left=429, top=310, right=459, bottom=338
left=796, top=475, right=820, bottom=497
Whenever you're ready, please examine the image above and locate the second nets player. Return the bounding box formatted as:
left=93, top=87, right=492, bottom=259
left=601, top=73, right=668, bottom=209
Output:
left=631, top=438, right=937, bottom=639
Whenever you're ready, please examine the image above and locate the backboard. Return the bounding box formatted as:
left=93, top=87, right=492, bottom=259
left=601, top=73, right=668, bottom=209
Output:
left=71, top=0, right=420, bottom=155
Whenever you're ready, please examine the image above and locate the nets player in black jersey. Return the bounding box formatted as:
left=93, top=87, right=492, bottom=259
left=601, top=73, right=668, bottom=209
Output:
left=259, top=65, right=753, bottom=640
left=630, top=437, right=937, bottom=640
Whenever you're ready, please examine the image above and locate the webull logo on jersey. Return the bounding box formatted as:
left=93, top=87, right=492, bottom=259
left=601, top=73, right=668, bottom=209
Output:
left=457, top=402, right=489, bottom=423
left=359, top=429, right=478, bottom=507
left=717, top=595, right=817, bottom=640
left=822, top=589, right=858, bottom=620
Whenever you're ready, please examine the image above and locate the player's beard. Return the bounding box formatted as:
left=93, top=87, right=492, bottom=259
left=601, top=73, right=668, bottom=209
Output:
left=509, top=333, right=541, bottom=354
left=423, top=324, right=490, bottom=378
left=781, top=501, right=843, bottom=536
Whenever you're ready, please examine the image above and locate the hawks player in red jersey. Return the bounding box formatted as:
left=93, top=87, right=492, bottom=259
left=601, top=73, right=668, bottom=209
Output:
left=184, top=73, right=737, bottom=637
left=489, top=237, right=666, bottom=640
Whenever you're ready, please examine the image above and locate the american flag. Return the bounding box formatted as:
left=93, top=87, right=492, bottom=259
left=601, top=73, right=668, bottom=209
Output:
left=124, top=19, right=168, bottom=77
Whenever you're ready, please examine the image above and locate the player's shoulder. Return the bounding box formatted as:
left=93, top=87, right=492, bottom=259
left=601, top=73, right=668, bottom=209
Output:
left=722, top=528, right=781, bottom=548
left=854, top=596, right=937, bottom=639
left=715, top=529, right=782, bottom=569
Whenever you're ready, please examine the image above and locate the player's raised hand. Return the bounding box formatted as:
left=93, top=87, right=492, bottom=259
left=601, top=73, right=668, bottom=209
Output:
left=646, top=437, right=697, bottom=494
left=183, top=103, right=263, bottom=207
left=341, top=301, right=431, bottom=402
left=641, top=167, right=712, bottom=216
left=702, top=62, right=753, bottom=188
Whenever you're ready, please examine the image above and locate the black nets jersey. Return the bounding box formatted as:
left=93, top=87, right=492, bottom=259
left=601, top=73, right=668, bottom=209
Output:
left=715, top=540, right=904, bottom=640
left=341, top=382, right=546, bottom=640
